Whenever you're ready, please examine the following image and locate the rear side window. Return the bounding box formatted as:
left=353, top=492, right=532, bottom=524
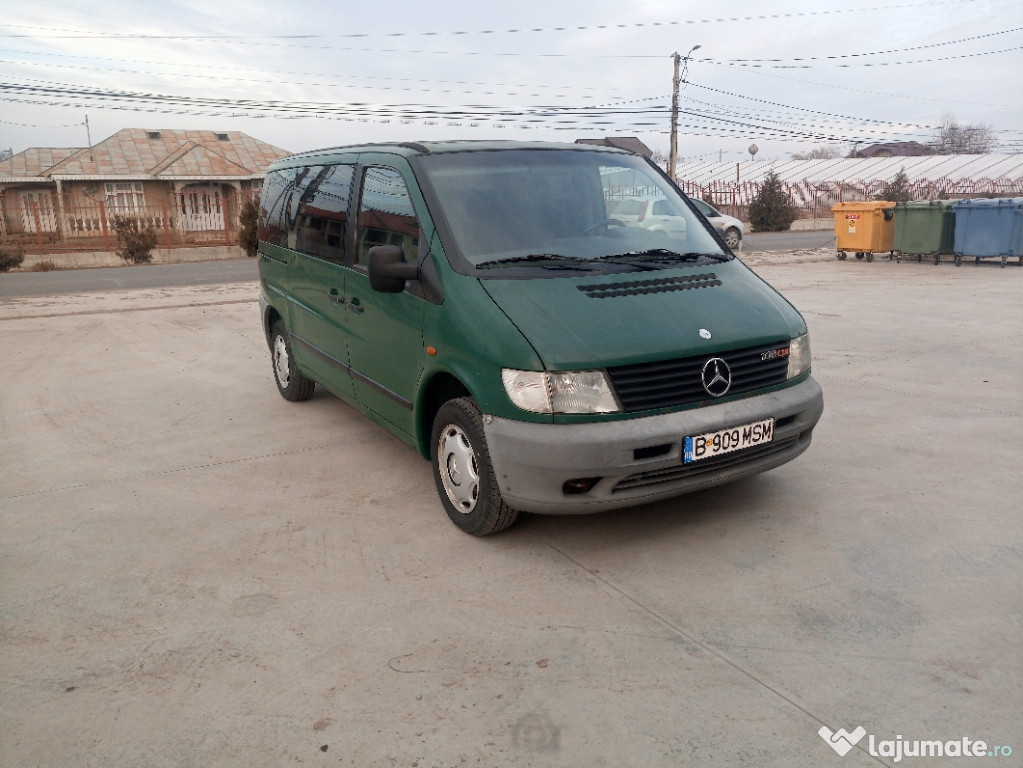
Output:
left=294, top=165, right=355, bottom=263
left=259, top=167, right=315, bottom=248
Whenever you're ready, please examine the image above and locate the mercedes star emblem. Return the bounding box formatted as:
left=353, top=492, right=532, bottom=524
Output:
left=701, top=357, right=732, bottom=397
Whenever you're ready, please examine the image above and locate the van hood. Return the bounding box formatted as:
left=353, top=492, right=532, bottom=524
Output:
left=480, top=260, right=805, bottom=369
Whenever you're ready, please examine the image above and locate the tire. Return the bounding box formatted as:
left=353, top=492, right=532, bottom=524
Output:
left=855, top=252, right=865, bottom=260
left=271, top=321, right=315, bottom=402
left=837, top=251, right=847, bottom=261
left=865, top=253, right=874, bottom=263
left=431, top=397, right=519, bottom=536
left=722, top=227, right=741, bottom=249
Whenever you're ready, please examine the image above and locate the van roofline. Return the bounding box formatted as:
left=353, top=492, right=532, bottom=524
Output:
left=269, top=140, right=632, bottom=168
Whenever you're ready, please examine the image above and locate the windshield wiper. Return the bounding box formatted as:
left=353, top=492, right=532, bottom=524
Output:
left=600, top=249, right=730, bottom=264
left=476, top=253, right=595, bottom=269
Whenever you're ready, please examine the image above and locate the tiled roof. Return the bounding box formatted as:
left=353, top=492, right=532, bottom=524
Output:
left=148, top=143, right=252, bottom=177
left=1, top=129, right=290, bottom=179
left=0, top=147, right=82, bottom=178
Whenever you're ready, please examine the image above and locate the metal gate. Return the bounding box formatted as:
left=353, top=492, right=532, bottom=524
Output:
left=20, top=191, right=57, bottom=233
left=180, top=185, right=224, bottom=232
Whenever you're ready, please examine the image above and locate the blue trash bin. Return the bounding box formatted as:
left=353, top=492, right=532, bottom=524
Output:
left=952, top=197, right=1023, bottom=267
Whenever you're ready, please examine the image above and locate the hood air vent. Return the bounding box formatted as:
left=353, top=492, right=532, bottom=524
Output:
left=578, top=273, right=720, bottom=299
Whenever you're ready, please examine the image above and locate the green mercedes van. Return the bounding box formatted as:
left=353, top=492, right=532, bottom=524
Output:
left=257, top=141, right=823, bottom=535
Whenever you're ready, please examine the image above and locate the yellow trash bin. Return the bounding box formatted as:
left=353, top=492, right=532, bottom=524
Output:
left=832, top=201, right=896, bottom=262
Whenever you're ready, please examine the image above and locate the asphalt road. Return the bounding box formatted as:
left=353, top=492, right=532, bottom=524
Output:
left=0, top=257, right=259, bottom=298
left=0, top=232, right=830, bottom=298
left=743, top=228, right=835, bottom=252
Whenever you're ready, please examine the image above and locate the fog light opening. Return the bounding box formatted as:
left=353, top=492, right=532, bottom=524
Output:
left=563, top=477, right=601, bottom=495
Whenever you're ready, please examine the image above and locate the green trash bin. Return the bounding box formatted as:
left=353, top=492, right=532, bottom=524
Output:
left=893, top=200, right=956, bottom=265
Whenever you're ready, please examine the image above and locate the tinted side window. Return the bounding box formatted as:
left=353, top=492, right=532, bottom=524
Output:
left=294, top=164, right=354, bottom=263
left=258, top=168, right=296, bottom=247
left=355, top=167, right=420, bottom=267
left=259, top=166, right=318, bottom=248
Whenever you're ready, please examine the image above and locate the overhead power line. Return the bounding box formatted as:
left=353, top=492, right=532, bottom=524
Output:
left=0, top=2, right=979, bottom=40
left=5, top=78, right=992, bottom=148
left=701, top=27, right=1023, bottom=64
left=0, top=48, right=627, bottom=94
left=702, top=44, right=1023, bottom=68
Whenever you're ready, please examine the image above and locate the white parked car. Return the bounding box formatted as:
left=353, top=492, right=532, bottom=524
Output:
left=691, top=198, right=744, bottom=249
left=606, top=196, right=688, bottom=238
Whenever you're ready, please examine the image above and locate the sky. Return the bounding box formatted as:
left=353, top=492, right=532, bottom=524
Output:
left=1, top=0, right=1021, bottom=164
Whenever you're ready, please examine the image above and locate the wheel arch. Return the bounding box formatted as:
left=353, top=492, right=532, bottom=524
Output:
left=262, top=303, right=284, bottom=350
left=415, top=371, right=471, bottom=459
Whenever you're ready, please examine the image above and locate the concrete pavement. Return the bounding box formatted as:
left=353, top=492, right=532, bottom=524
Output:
left=1, top=255, right=1020, bottom=767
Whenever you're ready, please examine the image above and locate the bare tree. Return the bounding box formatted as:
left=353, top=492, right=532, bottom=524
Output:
left=790, top=145, right=842, bottom=160
left=934, top=112, right=994, bottom=154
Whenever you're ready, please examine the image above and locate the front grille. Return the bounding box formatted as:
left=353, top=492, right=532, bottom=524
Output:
left=607, top=341, right=790, bottom=413
left=613, top=436, right=799, bottom=492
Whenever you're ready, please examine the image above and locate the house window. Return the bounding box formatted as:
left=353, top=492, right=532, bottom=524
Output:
left=105, top=182, right=146, bottom=213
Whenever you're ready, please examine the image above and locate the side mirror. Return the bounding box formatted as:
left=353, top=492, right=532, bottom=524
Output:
left=368, top=245, right=419, bottom=293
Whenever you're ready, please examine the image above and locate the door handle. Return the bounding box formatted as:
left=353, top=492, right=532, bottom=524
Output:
left=327, top=289, right=363, bottom=315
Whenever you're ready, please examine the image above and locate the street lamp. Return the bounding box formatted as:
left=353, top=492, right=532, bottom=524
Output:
left=669, top=44, right=701, bottom=182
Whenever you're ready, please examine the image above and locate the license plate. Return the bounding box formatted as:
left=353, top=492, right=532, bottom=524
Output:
left=684, top=418, right=774, bottom=463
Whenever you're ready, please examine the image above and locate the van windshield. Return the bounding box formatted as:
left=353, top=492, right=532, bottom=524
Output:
left=414, top=149, right=729, bottom=272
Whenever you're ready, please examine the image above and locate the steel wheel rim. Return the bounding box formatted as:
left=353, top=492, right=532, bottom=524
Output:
left=724, top=230, right=740, bottom=248
left=437, top=424, right=479, bottom=514
left=273, top=334, right=290, bottom=388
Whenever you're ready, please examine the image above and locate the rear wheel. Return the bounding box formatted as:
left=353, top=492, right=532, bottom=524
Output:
left=271, top=321, right=315, bottom=401
left=431, top=398, right=519, bottom=536
left=722, top=227, right=741, bottom=249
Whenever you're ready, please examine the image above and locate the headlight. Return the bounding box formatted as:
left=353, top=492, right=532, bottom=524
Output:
left=502, top=369, right=620, bottom=414
left=786, top=333, right=811, bottom=379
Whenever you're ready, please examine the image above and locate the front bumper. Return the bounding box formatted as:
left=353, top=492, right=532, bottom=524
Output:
left=483, top=376, right=823, bottom=514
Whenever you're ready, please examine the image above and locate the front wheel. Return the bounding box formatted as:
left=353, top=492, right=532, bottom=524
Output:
left=271, top=322, right=315, bottom=401
left=431, top=398, right=519, bottom=536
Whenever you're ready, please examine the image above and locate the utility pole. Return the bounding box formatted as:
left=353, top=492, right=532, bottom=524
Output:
left=668, top=45, right=700, bottom=182
left=669, top=54, right=680, bottom=180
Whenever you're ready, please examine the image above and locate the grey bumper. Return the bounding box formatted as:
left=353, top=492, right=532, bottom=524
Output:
left=483, top=376, right=823, bottom=514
